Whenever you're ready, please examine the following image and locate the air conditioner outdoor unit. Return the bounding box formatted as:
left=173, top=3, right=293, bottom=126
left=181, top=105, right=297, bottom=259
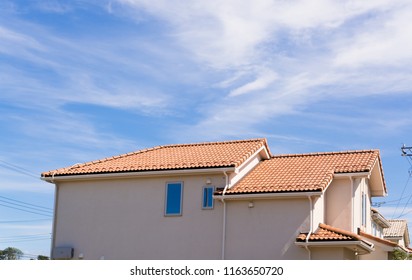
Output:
left=52, top=247, right=74, bottom=259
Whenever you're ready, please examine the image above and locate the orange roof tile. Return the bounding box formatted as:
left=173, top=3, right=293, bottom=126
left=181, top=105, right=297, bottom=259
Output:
left=297, top=223, right=361, bottom=242
left=42, top=138, right=270, bottom=177
left=225, top=149, right=382, bottom=194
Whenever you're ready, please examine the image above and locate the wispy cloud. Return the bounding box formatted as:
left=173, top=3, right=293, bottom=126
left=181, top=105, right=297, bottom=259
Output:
left=229, top=69, right=278, bottom=97
left=116, top=0, right=412, bottom=140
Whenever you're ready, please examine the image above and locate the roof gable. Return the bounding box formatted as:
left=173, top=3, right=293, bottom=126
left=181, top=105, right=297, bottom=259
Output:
left=384, top=219, right=410, bottom=247
left=225, top=149, right=385, bottom=195
left=42, top=138, right=270, bottom=177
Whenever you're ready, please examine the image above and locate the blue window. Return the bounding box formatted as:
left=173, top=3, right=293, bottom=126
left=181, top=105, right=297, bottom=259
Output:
left=202, top=186, right=214, bottom=209
left=165, top=182, right=183, bottom=216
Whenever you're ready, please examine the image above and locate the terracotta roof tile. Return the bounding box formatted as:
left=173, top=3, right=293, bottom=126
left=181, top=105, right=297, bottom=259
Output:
left=225, top=149, right=381, bottom=194
left=384, top=219, right=408, bottom=238
left=42, top=138, right=270, bottom=177
left=296, top=223, right=361, bottom=242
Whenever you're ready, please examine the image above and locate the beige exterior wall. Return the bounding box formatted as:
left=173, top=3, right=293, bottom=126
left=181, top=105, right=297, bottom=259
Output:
left=360, top=245, right=389, bottom=260
left=312, top=195, right=325, bottom=228
left=53, top=173, right=226, bottom=260
left=354, top=178, right=372, bottom=234
left=225, top=199, right=310, bottom=259
left=311, top=247, right=356, bottom=260
left=229, top=152, right=263, bottom=187
left=325, top=178, right=352, bottom=231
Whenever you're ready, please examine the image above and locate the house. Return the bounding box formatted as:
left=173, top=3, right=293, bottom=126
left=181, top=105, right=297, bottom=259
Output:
left=41, top=138, right=408, bottom=260
left=384, top=220, right=410, bottom=249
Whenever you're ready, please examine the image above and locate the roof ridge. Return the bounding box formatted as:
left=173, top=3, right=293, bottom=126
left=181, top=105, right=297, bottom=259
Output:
left=271, top=149, right=379, bottom=159
left=157, top=138, right=266, bottom=148
left=43, top=138, right=268, bottom=174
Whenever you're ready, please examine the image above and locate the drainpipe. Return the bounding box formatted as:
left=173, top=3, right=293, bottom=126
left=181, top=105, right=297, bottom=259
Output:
left=350, top=176, right=354, bottom=232
left=220, top=171, right=230, bottom=260
left=304, top=195, right=313, bottom=260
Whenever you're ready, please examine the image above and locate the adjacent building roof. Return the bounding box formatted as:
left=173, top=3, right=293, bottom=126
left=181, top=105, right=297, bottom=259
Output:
left=384, top=219, right=410, bottom=247
left=371, top=208, right=391, bottom=228
left=384, top=219, right=408, bottom=238
left=41, top=138, right=270, bottom=177
left=224, top=149, right=384, bottom=194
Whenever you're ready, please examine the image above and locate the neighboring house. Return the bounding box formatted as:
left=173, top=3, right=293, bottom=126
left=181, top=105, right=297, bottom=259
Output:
left=384, top=220, right=410, bottom=249
left=41, top=138, right=408, bottom=260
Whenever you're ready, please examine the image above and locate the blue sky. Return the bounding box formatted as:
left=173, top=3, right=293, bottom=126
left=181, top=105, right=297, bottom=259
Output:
left=1, top=0, right=412, bottom=257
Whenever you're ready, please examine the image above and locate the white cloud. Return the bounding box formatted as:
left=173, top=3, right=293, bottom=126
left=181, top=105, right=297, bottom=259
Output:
left=115, top=0, right=412, bottom=141
left=229, top=69, right=278, bottom=97
left=334, top=4, right=412, bottom=68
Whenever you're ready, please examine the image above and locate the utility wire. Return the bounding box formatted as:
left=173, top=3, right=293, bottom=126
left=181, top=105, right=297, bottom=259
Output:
left=0, top=218, right=51, bottom=224
left=391, top=168, right=412, bottom=219
left=0, top=233, right=51, bottom=240
left=0, top=203, right=53, bottom=217
left=0, top=159, right=39, bottom=179
left=0, top=199, right=53, bottom=214
left=0, top=237, right=51, bottom=244
left=0, top=195, right=53, bottom=211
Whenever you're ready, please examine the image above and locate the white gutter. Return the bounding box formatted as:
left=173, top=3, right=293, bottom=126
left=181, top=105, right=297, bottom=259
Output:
left=350, top=176, right=355, bottom=232
left=50, top=183, right=59, bottom=259
left=41, top=167, right=236, bottom=183
left=333, top=172, right=370, bottom=179
left=304, top=195, right=313, bottom=260
left=295, top=240, right=374, bottom=254
left=214, top=191, right=322, bottom=200
left=220, top=171, right=231, bottom=260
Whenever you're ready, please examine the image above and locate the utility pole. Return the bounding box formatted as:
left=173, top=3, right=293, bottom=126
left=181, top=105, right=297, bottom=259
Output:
left=401, top=145, right=412, bottom=157
left=401, top=144, right=412, bottom=176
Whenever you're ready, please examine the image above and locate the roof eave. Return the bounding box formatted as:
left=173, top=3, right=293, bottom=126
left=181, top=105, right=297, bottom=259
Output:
left=214, top=191, right=323, bottom=200
left=295, top=240, right=374, bottom=255
left=41, top=166, right=237, bottom=183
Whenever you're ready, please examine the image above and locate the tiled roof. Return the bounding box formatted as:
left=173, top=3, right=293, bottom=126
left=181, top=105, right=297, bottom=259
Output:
left=384, top=220, right=408, bottom=238
left=225, top=149, right=381, bottom=194
left=384, top=219, right=410, bottom=247
left=42, top=138, right=270, bottom=177
left=296, top=223, right=361, bottom=242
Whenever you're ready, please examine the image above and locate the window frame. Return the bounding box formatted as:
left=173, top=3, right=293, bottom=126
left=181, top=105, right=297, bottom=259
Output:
left=165, top=182, right=183, bottom=216
left=362, top=192, right=367, bottom=227
left=202, top=186, right=215, bottom=209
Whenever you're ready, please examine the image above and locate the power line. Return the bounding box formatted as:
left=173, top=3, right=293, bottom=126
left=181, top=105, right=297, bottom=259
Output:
left=0, top=203, right=53, bottom=217
left=0, top=159, right=39, bottom=179
left=0, top=199, right=53, bottom=214
left=0, top=237, right=51, bottom=244
left=391, top=175, right=411, bottom=218
left=0, top=195, right=53, bottom=211
left=0, top=233, right=51, bottom=244
left=0, top=233, right=51, bottom=240
left=0, top=218, right=51, bottom=224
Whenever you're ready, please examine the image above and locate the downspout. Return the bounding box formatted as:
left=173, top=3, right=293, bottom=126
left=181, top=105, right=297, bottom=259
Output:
left=304, top=195, right=313, bottom=260
left=220, top=171, right=230, bottom=260
left=350, top=176, right=354, bottom=232
left=50, top=183, right=58, bottom=259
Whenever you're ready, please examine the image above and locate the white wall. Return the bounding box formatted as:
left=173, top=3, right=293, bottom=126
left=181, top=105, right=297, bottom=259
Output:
left=325, top=178, right=352, bottom=231
left=225, top=198, right=310, bottom=259
left=53, top=174, right=226, bottom=259
left=311, top=247, right=356, bottom=260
